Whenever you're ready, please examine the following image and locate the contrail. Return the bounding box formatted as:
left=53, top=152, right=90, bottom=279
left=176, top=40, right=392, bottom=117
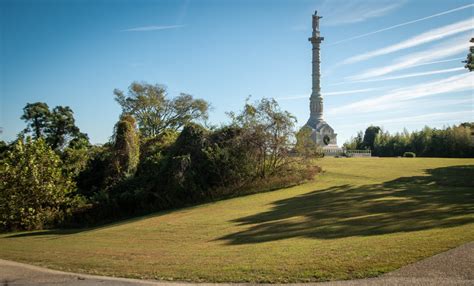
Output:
left=408, top=57, right=465, bottom=68
left=275, top=88, right=378, bottom=100
left=327, top=4, right=474, bottom=46
left=329, top=67, right=464, bottom=86
left=345, top=18, right=473, bottom=64
left=121, top=25, right=184, bottom=32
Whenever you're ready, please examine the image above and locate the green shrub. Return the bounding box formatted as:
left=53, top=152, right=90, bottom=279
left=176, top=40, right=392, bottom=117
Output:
left=403, top=152, right=416, bottom=158
left=0, top=138, right=79, bottom=231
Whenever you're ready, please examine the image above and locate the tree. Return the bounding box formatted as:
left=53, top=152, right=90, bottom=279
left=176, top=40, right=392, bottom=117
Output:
left=21, top=102, right=51, bottom=139
left=363, top=126, right=381, bottom=150
left=0, top=138, right=77, bottom=230
left=462, top=38, right=474, bottom=72
left=111, top=114, right=140, bottom=180
left=20, top=103, right=85, bottom=150
left=45, top=106, right=81, bottom=150
left=61, top=133, right=92, bottom=179
left=229, top=98, right=297, bottom=178
left=344, top=131, right=364, bottom=150
left=0, top=140, right=8, bottom=160
left=295, top=126, right=322, bottom=158
left=114, top=82, right=209, bottom=138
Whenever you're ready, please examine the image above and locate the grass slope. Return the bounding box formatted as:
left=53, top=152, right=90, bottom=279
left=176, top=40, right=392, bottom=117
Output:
left=1, top=158, right=473, bottom=282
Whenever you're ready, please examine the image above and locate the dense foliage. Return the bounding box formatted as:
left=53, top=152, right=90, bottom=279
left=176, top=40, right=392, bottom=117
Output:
left=72, top=97, right=318, bottom=224
left=0, top=138, right=82, bottom=230
left=114, top=82, right=209, bottom=137
left=110, top=114, right=140, bottom=181
left=344, top=123, right=474, bottom=158
left=0, top=82, right=319, bottom=230
left=21, top=102, right=87, bottom=150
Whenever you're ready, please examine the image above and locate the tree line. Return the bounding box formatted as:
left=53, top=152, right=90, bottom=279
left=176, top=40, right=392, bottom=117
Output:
left=0, top=82, right=320, bottom=231
left=344, top=124, right=474, bottom=158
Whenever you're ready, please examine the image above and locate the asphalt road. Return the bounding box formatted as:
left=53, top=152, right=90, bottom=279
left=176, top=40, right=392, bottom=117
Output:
left=1, top=242, right=473, bottom=286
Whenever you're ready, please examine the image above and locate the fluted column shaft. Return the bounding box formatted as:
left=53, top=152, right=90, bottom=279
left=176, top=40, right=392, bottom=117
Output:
left=309, top=37, right=323, bottom=121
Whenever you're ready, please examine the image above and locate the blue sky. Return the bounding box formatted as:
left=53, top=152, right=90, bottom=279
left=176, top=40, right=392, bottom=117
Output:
left=1, top=0, right=473, bottom=144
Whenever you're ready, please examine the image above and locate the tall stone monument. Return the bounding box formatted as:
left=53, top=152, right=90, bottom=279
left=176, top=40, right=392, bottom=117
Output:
left=304, top=11, right=338, bottom=148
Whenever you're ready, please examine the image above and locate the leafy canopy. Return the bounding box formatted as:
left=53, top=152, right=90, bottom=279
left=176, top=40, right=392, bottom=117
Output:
left=114, top=82, right=209, bottom=138
left=0, top=138, right=76, bottom=230
left=20, top=102, right=86, bottom=150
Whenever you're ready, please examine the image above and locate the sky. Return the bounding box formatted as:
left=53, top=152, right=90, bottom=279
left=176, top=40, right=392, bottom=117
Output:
left=1, top=0, right=473, bottom=144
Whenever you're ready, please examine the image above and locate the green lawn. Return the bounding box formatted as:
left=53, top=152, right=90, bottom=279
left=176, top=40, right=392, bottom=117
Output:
left=1, top=157, right=473, bottom=282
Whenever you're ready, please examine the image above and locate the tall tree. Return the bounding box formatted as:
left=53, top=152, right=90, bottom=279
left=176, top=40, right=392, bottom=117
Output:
left=462, top=38, right=474, bottom=72
left=363, top=126, right=381, bottom=150
left=45, top=106, right=81, bottom=150
left=114, top=82, right=209, bottom=137
left=21, top=102, right=51, bottom=139
left=20, top=103, right=85, bottom=150
left=229, top=98, right=296, bottom=178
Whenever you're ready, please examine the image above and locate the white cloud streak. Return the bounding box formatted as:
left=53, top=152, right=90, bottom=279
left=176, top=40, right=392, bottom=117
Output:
left=373, top=110, right=473, bottom=125
left=325, top=88, right=379, bottom=96
left=330, top=73, right=474, bottom=115
left=348, top=36, right=472, bottom=80
left=323, top=1, right=404, bottom=26
left=328, top=4, right=474, bottom=45
left=121, top=25, right=184, bottom=32
left=408, top=57, right=465, bottom=68
left=345, top=18, right=474, bottom=64
left=330, top=67, right=464, bottom=86
left=275, top=88, right=378, bottom=100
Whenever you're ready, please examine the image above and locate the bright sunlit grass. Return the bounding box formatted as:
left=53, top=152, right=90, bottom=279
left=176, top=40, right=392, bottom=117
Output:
left=1, top=157, right=473, bottom=282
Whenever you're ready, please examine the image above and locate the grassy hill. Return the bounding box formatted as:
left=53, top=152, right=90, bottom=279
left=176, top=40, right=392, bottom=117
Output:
left=1, top=157, right=473, bottom=283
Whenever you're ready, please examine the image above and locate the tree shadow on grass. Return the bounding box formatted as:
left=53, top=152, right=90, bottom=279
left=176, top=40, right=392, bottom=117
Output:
left=218, top=165, right=474, bottom=245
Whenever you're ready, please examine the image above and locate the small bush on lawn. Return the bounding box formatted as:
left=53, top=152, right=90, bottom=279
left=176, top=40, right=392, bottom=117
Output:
left=403, top=152, right=416, bottom=158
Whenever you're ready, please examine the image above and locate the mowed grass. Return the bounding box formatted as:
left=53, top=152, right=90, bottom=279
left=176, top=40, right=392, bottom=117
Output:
left=1, top=158, right=473, bottom=282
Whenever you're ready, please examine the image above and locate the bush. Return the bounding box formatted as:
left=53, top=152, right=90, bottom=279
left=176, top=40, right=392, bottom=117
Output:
left=0, top=138, right=80, bottom=231
left=403, top=152, right=416, bottom=158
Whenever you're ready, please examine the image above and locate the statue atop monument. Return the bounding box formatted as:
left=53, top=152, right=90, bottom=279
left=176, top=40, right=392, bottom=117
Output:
left=312, top=10, right=322, bottom=32
left=303, top=11, right=338, bottom=148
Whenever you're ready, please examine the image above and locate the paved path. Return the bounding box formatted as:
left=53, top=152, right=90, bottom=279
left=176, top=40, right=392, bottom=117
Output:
left=1, top=242, right=473, bottom=285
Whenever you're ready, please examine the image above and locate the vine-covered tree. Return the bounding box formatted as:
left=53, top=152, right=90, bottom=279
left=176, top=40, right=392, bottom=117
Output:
left=114, top=82, right=209, bottom=137
left=111, top=114, right=140, bottom=180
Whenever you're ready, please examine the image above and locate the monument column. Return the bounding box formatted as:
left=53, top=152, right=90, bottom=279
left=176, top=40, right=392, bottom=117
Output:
left=308, top=11, right=324, bottom=125
left=303, top=11, right=337, bottom=148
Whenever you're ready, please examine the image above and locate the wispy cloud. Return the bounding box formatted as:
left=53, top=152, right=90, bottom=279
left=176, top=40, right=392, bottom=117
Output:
left=338, top=110, right=472, bottom=129
left=275, top=88, right=379, bottom=100
left=330, top=67, right=464, bottom=86
left=328, top=4, right=474, bottom=45
left=372, top=110, right=473, bottom=125
left=318, top=0, right=405, bottom=26
left=345, top=18, right=474, bottom=64
left=348, top=36, right=471, bottom=80
left=330, top=73, right=473, bottom=115
left=408, top=57, right=465, bottom=68
left=121, top=25, right=184, bottom=32
left=324, top=88, right=379, bottom=96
